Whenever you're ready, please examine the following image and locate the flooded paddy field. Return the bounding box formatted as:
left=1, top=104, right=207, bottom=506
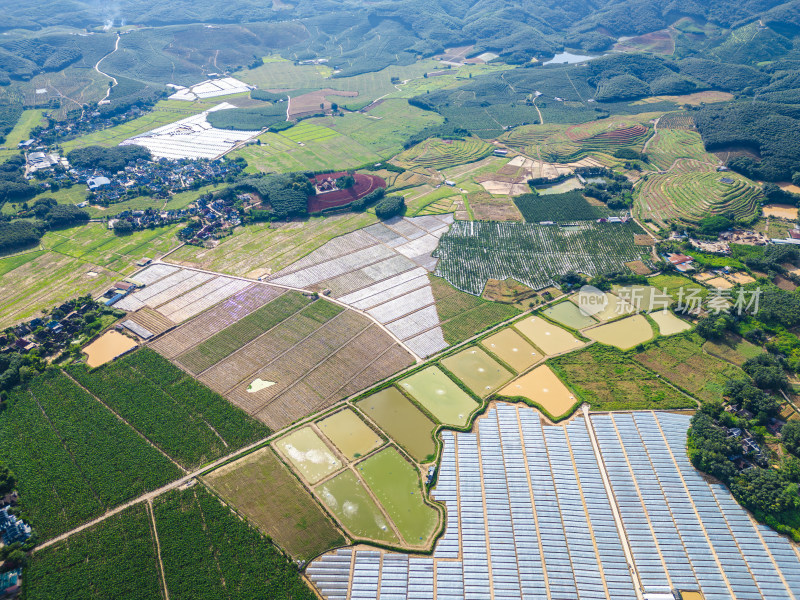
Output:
left=274, top=428, right=341, bottom=484
left=570, top=290, right=632, bottom=321
left=513, top=316, right=584, bottom=355
left=542, top=300, right=597, bottom=329
left=83, top=331, right=138, bottom=368
left=440, top=347, right=514, bottom=397
left=356, top=388, right=437, bottom=462
left=398, top=367, right=479, bottom=427
left=317, top=409, right=383, bottom=460
left=584, top=314, right=654, bottom=349
left=650, top=310, right=691, bottom=335
left=316, top=470, right=398, bottom=544
left=498, top=364, right=577, bottom=419
left=613, top=284, right=675, bottom=313
left=357, top=447, right=439, bottom=546
left=480, top=328, right=541, bottom=372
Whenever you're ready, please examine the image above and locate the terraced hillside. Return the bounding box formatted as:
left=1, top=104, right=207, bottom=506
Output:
left=393, top=137, right=493, bottom=170
left=499, top=124, right=566, bottom=154
left=540, top=118, right=652, bottom=163
left=636, top=160, right=762, bottom=227
left=647, top=129, right=719, bottom=171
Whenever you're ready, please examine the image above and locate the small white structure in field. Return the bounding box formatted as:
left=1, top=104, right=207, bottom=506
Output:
left=168, top=77, right=255, bottom=101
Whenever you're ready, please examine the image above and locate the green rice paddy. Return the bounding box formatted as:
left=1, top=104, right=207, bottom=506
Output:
left=440, top=347, right=514, bottom=398
left=357, top=448, right=439, bottom=546
left=397, top=367, right=479, bottom=427
left=356, top=388, right=437, bottom=463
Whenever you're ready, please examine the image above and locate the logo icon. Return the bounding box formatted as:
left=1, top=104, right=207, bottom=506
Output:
left=576, top=285, right=608, bottom=317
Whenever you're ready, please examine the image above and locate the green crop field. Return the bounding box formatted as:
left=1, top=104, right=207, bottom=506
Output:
left=204, top=447, right=344, bottom=560
left=514, top=190, right=612, bottom=223
left=429, top=274, right=520, bottom=344
left=309, top=99, right=444, bottom=157
left=635, top=160, right=762, bottom=227
left=62, top=99, right=219, bottom=151
left=434, top=220, right=651, bottom=295
left=0, top=371, right=181, bottom=539
left=647, top=128, right=719, bottom=170
left=154, top=486, right=316, bottom=600
left=499, top=123, right=569, bottom=154
left=548, top=344, right=695, bottom=411
left=168, top=211, right=378, bottom=278
left=176, top=292, right=313, bottom=373
left=68, top=349, right=269, bottom=469
left=25, top=505, right=162, bottom=600
left=633, top=332, right=745, bottom=403
left=540, top=117, right=653, bottom=162
left=393, top=137, right=493, bottom=170
left=0, top=109, right=45, bottom=161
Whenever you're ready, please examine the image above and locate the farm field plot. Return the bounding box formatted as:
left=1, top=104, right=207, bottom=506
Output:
left=570, top=290, right=633, bottom=322
left=356, top=388, right=438, bottom=463
left=584, top=314, right=654, bottom=350
left=647, top=128, right=719, bottom=171
left=68, top=348, right=269, bottom=469
left=310, top=405, right=800, bottom=600
left=633, top=333, right=745, bottom=403
left=0, top=109, right=45, bottom=161
left=398, top=366, right=479, bottom=426
left=498, top=364, right=577, bottom=420
left=514, top=190, right=610, bottom=223
left=233, top=126, right=382, bottom=173
left=648, top=274, right=709, bottom=301
left=274, top=427, right=342, bottom=484
left=542, top=300, right=597, bottom=329
left=480, top=328, right=542, bottom=372
left=434, top=220, right=651, bottom=294
left=393, top=137, right=494, bottom=171
left=0, top=223, right=180, bottom=329
left=154, top=487, right=316, bottom=600
left=537, top=117, right=652, bottom=163
left=357, top=447, right=440, bottom=546
left=269, top=215, right=455, bottom=357
left=317, top=409, right=384, bottom=460
left=635, top=160, right=762, bottom=227
left=83, top=330, right=138, bottom=367
left=651, top=310, right=692, bottom=335
left=116, top=265, right=253, bottom=323
left=702, top=333, right=764, bottom=367
left=612, top=284, right=675, bottom=313
left=62, top=99, right=218, bottom=151
left=441, top=347, right=514, bottom=397
left=0, top=371, right=181, bottom=540
left=24, top=505, right=161, bottom=600
left=204, top=447, right=344, bottom=560
left=514, top=315, right=584, bottom=355
left=158, top=284, right=414, bottom=430
left=316, top=470, right=399, bottom=545
left=499, top=123, right=569, bottom=154
left=549, top=344, right=693, bottom=411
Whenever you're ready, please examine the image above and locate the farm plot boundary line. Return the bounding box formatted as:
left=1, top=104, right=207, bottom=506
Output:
left=148, top=261, right=422, bottom=362
left=146, top=499, right=170, bottom=600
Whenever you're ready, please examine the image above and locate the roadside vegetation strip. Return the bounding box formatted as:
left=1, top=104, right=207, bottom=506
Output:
left=68, top=349, right=269, bottom=469
left=547, top=344, right=695, bottom=412
left=175, top=291, right=313, bottom=374
left=24, top=504, right=162, bottom=600
left=154, top=486, right=317, bottom=600
left=0, top=371, right=182, bottom=540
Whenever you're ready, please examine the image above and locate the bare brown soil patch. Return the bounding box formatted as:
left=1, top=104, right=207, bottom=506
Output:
left=483, top=278, right=537, bottom=304
left=634, top=234, right=655, bottom=246
left=625, top=260, right=653, bottom=275
left=289, top=88, right=358, bottom=118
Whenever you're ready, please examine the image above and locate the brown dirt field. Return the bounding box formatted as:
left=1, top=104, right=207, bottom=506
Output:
left=203, top=446, right=344, bottom=560
left=774, top=276, right=798, bottom=291
left=83, top=331, right=138, bottom=368
left=289, top=88, right=359, bottom=118
left=483, top=278, right=537, bottom=304
left=625, top=260, right=653, bottom=275
left=470, top=197, right=523, bottom=221
left=125, top=307, right=175, bottom=338
left=762, top=204, right=798, bottom=219
left=613, top=29, right=675, bottom=54
left=713, top=146, right=760, bottom=163
left=635, top=91, right=734, bottom=106
left=634, top=234, right=655, bottom=246
left=479, top=180, right=530, bottom=195
left=778, top=183, right=800, bottom=195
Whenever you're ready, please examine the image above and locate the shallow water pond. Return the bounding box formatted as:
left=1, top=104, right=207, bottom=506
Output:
left=316, top=470, right=398, bottom=544
left=356, top=388, right=437, bottom=462
left=398, top=367, right=479, bottom=427
left=275, top=427, right=341, bottom=484
left=650, top=310, right=692, bottom=336
left=358, top=447, right=439, bottom=546
left=514, top=316, right=584, bottom=355
left=584, top=314, right=653, bottom=350
left=481, top=328, right=541, bottom=373
left=498, top=364, right=577, bottom=420
left=317, top=409, right=383, bottom=460
left=441, top=347, right=514, bottom=397
left=543, top=301, right=597, bottom=330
